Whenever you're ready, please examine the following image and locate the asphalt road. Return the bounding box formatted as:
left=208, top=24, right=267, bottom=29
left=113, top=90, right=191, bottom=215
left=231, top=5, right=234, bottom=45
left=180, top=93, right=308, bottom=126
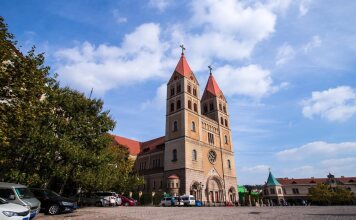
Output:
left=36, top=206, right=356, bottom=220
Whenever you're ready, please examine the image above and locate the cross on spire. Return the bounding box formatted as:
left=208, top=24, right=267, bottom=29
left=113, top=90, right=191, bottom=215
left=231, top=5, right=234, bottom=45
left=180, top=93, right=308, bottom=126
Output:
left=180, top=44, right=186, bottom=55
left=208, top=65, right=212, bottom=75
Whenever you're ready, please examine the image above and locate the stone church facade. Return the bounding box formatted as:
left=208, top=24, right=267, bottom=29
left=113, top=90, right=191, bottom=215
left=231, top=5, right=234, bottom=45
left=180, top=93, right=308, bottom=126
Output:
left=114, top=49, right=237, bottom=203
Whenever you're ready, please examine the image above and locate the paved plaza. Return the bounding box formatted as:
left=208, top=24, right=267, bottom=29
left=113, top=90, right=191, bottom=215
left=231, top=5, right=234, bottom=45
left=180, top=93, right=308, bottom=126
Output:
left=36, top=206, right=356, bottom=220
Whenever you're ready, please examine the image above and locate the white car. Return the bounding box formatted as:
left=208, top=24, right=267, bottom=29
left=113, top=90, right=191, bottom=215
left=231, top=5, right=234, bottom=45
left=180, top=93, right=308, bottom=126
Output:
left=181, top=195, right=195, bottom=206
left=0, top=197, right=30, bottom=220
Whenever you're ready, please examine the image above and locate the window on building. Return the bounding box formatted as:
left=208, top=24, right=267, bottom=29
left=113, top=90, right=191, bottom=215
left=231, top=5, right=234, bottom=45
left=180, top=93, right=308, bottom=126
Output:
left=220, top=117, right=224, bottom=124
left=292, top=188, right=299, bottom=194
left=177, top=100, right=181, bottom=109
left=193, top=88, right=197, bottom=96
left=188, top=100, right=192, bottom=109
left=209, top=102, right=214, bottom=111
left=191, top=121, right=196, bottom=132
left=224, top=135, right=228, bottom=144
left=225, top=119, right=228, bottom=127
left=278, top=189, right=282, bottom=194
left=173, top=121, right=178, bottom=132
left=193, top=103, right=197, bottom=112
left=170, top=103, right=174, bottom=112
left=172, top=149, right=177, bottom=161
left=192, top=149, right=197, bottom=161
left=223, top=105, right=226, bottom=113
left=264, top=189, right=269, bottom=195
left=176, top=183, right=179, bottom=188
left=188, top=85, right=191, bottom=93
left=208, top=132, right=214, bottom=145
left=270, top=188, right=276, bottom=194
left=170, top=87, right=175, bottom=97
left=177, top=84, right=181, bottom=93
left=227, top=159, right=231, bottom=169
left=219, top=103, right=222, bottom=111
left=203, top=104, right=208, bottom=113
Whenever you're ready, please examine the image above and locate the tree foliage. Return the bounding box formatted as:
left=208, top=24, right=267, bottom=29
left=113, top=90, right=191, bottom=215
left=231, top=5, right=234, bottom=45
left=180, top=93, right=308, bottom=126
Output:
left=0, top=16, right=143, bottom=195
left=309, top=184, right=355, bottom=205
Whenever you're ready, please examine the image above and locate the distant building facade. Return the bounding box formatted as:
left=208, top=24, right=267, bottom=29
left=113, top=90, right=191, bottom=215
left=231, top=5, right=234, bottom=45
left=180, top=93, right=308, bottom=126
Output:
left=262, top=171, right=356, bottom=205
left=113, top=49, right=237, bottom=203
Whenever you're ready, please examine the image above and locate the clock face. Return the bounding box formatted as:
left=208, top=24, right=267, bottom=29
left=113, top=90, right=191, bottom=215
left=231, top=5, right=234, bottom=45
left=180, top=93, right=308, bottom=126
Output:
left=208, top=150, right=217, bottom=164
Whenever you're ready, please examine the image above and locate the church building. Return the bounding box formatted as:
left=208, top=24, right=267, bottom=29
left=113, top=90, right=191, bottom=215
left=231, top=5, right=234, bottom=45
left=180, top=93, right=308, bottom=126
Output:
left=113, top=47, right=237, bottom=203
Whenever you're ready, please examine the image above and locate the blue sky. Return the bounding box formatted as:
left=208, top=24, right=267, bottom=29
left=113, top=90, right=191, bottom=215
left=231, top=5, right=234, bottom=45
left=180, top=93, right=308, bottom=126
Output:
left=2, top=0, right=356, bottom=184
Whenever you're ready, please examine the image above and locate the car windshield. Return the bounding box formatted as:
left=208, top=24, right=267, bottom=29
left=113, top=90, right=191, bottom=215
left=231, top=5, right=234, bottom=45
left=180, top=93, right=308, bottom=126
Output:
left=45, top=190, right=60, bottom=198
left=0, top=197, right=8, bottom=205
left=15, top=188, right=34, bottom=199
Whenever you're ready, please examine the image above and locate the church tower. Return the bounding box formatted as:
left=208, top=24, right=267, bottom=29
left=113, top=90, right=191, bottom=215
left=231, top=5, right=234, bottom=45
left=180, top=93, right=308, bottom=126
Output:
left=164, top=46, right=200, bottom=196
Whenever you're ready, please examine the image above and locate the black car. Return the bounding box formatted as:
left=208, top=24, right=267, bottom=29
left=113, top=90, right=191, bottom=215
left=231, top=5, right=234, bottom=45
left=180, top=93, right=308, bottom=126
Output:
left=30, top=188, right=77, bottom=215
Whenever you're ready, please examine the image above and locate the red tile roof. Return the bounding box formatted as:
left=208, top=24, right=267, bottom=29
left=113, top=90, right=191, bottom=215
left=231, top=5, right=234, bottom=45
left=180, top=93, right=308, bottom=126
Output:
left=113, top=135, right=141, bottom=156
left=277, top=177, right=356, bottom=185
left=174, top=54, right=193, bottom=77
left=112, top=135, right=165, bottom=156
left=203, top=73, right=224, bottom=98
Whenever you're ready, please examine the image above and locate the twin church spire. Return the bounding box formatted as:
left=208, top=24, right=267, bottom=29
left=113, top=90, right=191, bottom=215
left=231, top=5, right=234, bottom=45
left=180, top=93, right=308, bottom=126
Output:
left=173, top=45, right=224, bottom=99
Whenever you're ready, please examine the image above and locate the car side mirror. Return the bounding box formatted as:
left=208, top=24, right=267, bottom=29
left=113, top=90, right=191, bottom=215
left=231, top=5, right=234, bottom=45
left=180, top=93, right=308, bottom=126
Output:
left=8, top=195, right=15, bottom=200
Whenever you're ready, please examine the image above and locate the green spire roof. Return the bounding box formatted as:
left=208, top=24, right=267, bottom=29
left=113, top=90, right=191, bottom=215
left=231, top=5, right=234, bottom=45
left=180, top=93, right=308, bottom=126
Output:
left=266, top=170, right=280, bottom=186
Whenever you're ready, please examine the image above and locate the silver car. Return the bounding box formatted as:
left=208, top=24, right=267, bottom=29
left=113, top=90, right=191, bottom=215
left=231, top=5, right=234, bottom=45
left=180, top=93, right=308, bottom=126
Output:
left=0, top=182, right=41, bottom=219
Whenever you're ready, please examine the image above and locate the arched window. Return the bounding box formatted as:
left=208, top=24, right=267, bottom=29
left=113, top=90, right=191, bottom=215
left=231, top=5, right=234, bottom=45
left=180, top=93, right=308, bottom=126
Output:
left=187, top=85, right=192, bottom=93
left=220, top=117, right=224, bottom=124
left=173, top=121, right=178, bottom=132
left=225, top=119, right=228, bottom=127
left=193, top=88, right=197, bottom=96
left=209, top=102, right=214, bottom=111
left=228, top=160, right=231, bottom=169
left=170, top=86, right=175, bottom=97
left=193, top=103, right=197, bottom=112
left=192, top=149, right=197, bottom=161
left=172, top=149, right=177, bottom=161
left=177, top=84, right=181, bottom=93
left=170, top=103, right=174, bottom=112
left=223, top=105, right=226, bottom=113
left=177, top=100, right=181, bottom=109
left=224, top=135, right=228, bottom=144
left=219, top=103, right=222, bottom=111
left=188, top=100, right=192, bottom=109
left=191, top=121, right=196, bottom=132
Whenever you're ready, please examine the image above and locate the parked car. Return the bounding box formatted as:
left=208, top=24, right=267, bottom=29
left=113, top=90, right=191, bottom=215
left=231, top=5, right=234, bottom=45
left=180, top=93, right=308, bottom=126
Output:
left=181, top=195, right=195, bottom=206
left=95, top=192, right=121, bottom=206
left=117, top=195, right=136, bottom=206
left=30, top=188, right=77, bottom=215
left=0, top=182, right=41, bottom=219
left=72, top=192, right=109, bottom=207
left=174, top=196, right=184, bottom=206
left=0, top=197, right=30, bottom=220
left=160, top=197, right=175, bottom=207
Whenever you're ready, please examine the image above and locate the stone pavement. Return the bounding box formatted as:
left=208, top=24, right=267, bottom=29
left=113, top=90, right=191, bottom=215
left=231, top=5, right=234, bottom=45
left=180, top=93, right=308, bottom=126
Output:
left=36, top=206, right=356, bottom=220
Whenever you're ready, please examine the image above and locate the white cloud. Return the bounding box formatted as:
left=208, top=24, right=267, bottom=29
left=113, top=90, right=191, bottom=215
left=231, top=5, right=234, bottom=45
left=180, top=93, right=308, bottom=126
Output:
left=148, top=0, right=171, bottom=12
left=301, top=86, right=356, bottom=122
left=321, top=157, right=356, bottom=167
left=241, top=164, right=270, bottom=173
left=214, top=64, right=286, bottom=98
left=55, top=23, right=172, bottom=94
left=276, top=141, right=356, bottom=160
left=166, top=0, right=277, bottom=71
left=141, top=83, right=167, bottom=110
left=112, top=9, right=127, bottom=24
left=299, top=0, right=311, bottom=17
left=276, top=43, right=295, bottom=65
left=303, top=35, right=322, bottom=53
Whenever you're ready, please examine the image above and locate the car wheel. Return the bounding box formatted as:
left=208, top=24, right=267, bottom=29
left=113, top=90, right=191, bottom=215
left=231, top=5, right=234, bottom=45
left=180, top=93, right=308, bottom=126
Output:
left=124, top=202, right=129, bottom=206
left=47, top=204, right=60, bottom=215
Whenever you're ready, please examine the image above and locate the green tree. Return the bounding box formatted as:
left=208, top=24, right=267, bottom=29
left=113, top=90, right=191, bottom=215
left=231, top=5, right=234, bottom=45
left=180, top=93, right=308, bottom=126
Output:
left=309, top=184, right=355, bottom=205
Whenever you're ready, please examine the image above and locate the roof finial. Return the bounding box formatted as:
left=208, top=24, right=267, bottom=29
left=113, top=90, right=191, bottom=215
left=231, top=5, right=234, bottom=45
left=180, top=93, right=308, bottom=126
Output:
left=180, top=44, right=186, bottom=55
left=269, top=167, right=271, bottom=172
left=208, top=65, right=212, bottom=75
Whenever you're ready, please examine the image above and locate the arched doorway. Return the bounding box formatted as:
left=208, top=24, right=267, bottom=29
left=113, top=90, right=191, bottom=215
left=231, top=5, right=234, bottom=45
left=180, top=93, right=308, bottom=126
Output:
left=190, top=181, right=202, bottom=201
left=206, top=176, right=224, bottom=203
left=228, top=187, right=236, bottom=203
